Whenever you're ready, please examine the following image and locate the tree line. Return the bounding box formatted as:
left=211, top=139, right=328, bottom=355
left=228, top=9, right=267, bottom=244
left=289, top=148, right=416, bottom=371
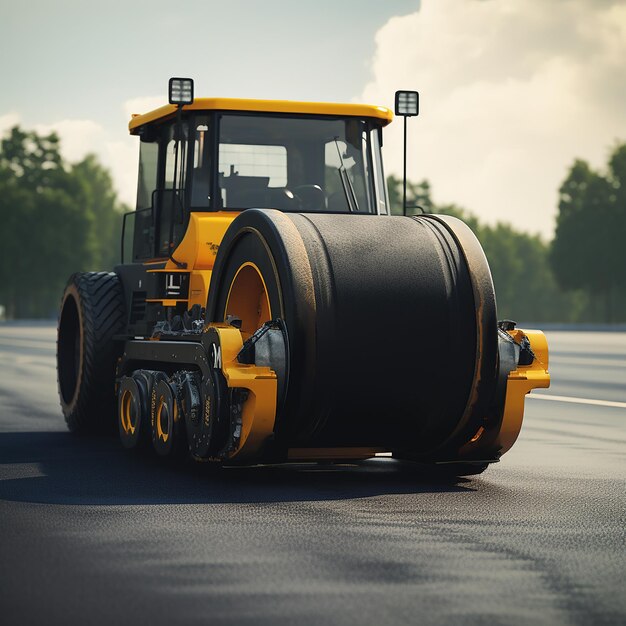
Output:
left=0, top=127, right=127, bottom=318
left=1, top=125, right=624, bottom=322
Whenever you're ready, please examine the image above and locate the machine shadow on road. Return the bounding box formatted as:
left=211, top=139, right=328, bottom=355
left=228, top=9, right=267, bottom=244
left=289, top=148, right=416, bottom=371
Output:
left=0, top=431, right=478, bottom=506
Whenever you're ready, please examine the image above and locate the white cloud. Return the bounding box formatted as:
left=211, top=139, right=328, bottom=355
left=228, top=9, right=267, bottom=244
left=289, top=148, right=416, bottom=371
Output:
left=32, top=117, right=138, bottom=207
left=0, top=96, right=168, bottom=207
left=0, top=112, right=21, bottom=135
left=105, top=138, right=138, bottom=208
left=360, top=0, right=626, bottom=237
left=34, top=119, right=108, bottom=163
left=124, top=96, right=165, bottom=120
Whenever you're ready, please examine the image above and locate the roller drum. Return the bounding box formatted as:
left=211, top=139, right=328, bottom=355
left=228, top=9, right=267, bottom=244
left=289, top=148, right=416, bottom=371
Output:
left=207, top=209, right=498, bottom=459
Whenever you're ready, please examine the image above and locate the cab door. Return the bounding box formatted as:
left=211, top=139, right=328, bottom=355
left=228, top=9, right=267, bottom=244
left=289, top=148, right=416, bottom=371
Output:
left=131, top=119, right=189, bottom=262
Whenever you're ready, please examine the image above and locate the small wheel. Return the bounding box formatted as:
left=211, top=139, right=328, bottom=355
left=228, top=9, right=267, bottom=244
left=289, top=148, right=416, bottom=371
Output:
left=151, top=378, right=186, bottom=457
left=57, top=272, right=126, bottom=433
left=118, top=373, right=151, bottom=449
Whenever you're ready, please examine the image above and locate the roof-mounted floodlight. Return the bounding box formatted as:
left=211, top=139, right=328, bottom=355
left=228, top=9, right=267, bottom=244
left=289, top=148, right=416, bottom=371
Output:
left=394, top=90, right=420, bottom=216
left=395, top=90, right=419, bottom=117
left=168, top=77, right=194, bottom=106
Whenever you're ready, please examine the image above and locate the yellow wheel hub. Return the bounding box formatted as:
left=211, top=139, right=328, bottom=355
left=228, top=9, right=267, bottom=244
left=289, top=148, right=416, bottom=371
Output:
left=156, top=396, right=170, bottom=443
left=120, top=389, right=137, bottom=435
left=224, top=262, right=272, bottom=336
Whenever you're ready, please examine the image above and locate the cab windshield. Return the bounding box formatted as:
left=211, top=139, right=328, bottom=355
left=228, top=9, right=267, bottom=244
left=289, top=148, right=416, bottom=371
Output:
left=190, top=113, right=386, bottom=214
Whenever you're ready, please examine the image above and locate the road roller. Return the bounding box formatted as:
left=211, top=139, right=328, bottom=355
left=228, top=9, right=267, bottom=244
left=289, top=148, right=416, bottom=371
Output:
left=56, top=78, right=550, bottom=475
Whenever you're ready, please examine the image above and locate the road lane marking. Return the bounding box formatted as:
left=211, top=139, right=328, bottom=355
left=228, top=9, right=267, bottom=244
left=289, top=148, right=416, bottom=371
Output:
left=550, top=355, right=626, bottom=368
left=528, top=394, right=626, bottom=409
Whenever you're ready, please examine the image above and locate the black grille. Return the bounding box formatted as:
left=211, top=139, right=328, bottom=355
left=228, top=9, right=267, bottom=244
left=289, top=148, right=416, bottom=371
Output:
left=129, top=291, right=147, bottom=323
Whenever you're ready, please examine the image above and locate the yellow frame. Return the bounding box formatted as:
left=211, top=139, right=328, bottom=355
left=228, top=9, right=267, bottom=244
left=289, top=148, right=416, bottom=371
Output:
left=129, top=97, right=393, bottom=133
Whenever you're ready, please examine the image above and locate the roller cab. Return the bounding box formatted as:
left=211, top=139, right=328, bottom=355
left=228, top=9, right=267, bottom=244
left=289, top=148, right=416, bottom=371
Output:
left=56, top=78, right=550, bottom=476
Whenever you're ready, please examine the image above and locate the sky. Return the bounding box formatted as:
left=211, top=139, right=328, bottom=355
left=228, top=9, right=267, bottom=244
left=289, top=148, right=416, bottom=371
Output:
left=1, top=0, right=625, bottom=238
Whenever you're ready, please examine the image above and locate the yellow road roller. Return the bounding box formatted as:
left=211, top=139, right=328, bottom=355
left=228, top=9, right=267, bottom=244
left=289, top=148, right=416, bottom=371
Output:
left=56, top=78, right=550, bottom=475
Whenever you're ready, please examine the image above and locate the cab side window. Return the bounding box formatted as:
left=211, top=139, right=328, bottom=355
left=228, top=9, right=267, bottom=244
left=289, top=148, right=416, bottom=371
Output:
left=132, top=139, right=159, bottom=260
left=137, top=141, right=158, bottom=210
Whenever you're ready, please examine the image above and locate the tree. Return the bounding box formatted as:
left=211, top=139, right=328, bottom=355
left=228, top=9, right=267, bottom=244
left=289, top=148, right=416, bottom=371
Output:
left=387, top=175, right=434, bottom=215
left=608, top=144, right=626, bottom=291
left=0, top=126, right=126, bottom=318
left=0, top=126, right=64, bottom=190
left=71, top=155, right=126, bottom=270
left=551, top=145, right=626, bottom=322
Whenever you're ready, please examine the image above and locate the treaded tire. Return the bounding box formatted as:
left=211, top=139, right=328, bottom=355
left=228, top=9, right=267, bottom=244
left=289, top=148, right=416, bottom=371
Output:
left=118, top=374, right=151, bottom=449
left=151, top=377, right=187, bottom=458
left=57, top=272, right=126, bottom=433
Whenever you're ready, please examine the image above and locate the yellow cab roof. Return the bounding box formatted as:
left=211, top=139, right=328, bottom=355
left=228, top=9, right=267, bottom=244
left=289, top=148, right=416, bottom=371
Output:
left=129, top=97, right=393, bottom=134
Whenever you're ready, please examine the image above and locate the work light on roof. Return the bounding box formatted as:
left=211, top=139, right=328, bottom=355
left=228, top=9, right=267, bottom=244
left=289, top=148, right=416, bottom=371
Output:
left=394, top=90, right=419, bottom=117
left=169, top=77, right=194, bottom=106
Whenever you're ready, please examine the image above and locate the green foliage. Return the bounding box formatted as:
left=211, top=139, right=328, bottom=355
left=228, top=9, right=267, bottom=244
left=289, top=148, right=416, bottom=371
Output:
left=551, top=144, right=626, bottom=322
left=0, top=126, right=127, bottom=318
left=72, top=155, right=123, bottom=270
left=387, top=175, right=434, bottom=215
left=609, top=143, right=626, bottom=291
left=0, top=127, right=64, bottom=189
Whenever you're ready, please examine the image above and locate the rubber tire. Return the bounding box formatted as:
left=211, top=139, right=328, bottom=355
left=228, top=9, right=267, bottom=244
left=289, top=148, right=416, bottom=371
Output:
left=151, top=377, right=187, bottom=458
left=118, top=373, right=151, bottom=449
left=134, top=370, right=159, bottom=448
left=57, top=272, right=126, bottom=433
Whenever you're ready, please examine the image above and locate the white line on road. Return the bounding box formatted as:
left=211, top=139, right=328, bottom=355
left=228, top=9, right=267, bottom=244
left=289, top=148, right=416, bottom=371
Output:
left=550, top=355, right=626, bottom=368
left=528, top=394, right=626, bottom=409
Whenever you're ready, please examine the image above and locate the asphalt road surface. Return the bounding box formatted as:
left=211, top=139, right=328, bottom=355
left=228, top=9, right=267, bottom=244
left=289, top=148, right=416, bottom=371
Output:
left=1, top=323, right=625, bottom=625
